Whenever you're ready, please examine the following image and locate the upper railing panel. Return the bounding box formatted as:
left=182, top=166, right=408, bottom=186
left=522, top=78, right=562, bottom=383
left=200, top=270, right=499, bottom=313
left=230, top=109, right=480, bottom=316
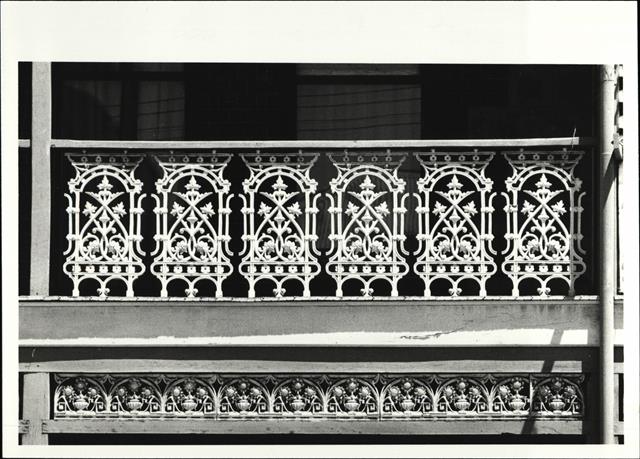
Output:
left=54, top=139, right=593, bottom=299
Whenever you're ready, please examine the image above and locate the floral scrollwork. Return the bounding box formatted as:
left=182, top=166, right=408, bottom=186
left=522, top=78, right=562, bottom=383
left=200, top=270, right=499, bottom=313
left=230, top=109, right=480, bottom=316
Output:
left=63, top=154, right=145, bottom=297
left=436, top=378, right=489, bottom=414
left=218, top=379, right=269, bottom=417
left=109, top=378, right=162, bottom=415
left=164, top=378, right=216, bottom=416
left=502, top=151, right=586, bottom=297
left=327, top=378, right=377, bottom=416
left=239, top=153, right=321, bottom=298
left=54, top=377, right=108, bottom=416
left=273, top=378, right=323, bottom=416
left=533, top=377, right=584, bottom=415
left=491, top=377, right=530, bottom=413
left=382, top=378, right=433, bottom=417
left=414, top=152, right=496, bottom=297
left=151, top=154, right=233, bottom=298
left=326, top=152, right=409, bottom=297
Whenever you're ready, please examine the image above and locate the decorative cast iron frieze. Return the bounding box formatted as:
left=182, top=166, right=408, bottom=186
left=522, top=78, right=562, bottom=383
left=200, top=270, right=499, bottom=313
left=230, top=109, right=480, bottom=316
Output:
left=53, top=373, right=585, bottom=419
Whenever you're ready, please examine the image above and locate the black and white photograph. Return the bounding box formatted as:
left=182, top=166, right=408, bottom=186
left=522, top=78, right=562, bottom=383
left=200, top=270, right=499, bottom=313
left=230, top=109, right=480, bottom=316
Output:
left=2, top=2, right=638, bottom=457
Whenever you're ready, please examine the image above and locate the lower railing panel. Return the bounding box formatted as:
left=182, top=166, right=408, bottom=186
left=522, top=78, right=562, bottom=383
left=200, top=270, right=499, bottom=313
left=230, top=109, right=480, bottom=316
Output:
left=52, top=373, right=585, bottom=419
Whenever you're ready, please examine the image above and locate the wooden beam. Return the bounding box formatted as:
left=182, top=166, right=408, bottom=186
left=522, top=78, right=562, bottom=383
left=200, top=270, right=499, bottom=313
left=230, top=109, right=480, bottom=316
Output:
left=50, top=137, right=594, bottom=150
left=42, top=418, right=584, bottom=436
left=18, top=358, right=588, bottom=374
left=18, top=296, right=623, bottom=347
left=29, top=63, right=52, bottom=296
left=18, top=139, right=31, bottom=148
left=22, top=373, right=49, bottom=445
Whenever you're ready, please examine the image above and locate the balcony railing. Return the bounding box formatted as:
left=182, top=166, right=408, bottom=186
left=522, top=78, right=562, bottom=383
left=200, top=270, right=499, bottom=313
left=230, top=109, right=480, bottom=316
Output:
left=53, top=139, right=592, bottom=299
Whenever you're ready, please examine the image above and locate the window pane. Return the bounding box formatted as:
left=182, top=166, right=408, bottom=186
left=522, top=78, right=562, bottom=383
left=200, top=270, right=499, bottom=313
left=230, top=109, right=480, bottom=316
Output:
left=297, top=84, right=421, bottom=140
left=53, top=79, right=122, bottom=139
left=137, top=81, right=185, bottom=140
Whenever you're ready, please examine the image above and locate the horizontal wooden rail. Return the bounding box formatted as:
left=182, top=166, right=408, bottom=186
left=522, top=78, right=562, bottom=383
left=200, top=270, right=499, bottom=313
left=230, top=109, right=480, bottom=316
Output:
left=19, top=296, right=624, bottom=347
left=18, top=358, right=591, bottom=374
left=41, top=418, right=585, bottom=436
left=18, top=295, right=606, bottom=304
left=19, top=139, right=31, bottom=148
left=50, top=137, right=593, bottom=150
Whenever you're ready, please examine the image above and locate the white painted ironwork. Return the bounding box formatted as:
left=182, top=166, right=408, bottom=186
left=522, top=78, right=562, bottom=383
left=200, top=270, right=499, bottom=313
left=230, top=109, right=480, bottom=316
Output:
left=326, top=377, right=378, bottom=417
left=490, top=377, right=530, bottom=414
left=326, top=151, right=410, bottom=297
left=502, top=151, right=586, bottom=297
left=53, top=373, right=584, bottom=418
left=239, top=152, right=321, bottom=298
left=59, top=147, right=592, bottom=299
left=151, top=153, right=234, bottom=298
left=272, top=377, right=324, bottom=416
left=108, top=376, right=162, bottom=416
left=380, top=377, right=434, bottom=417
left=532, top=376, right=585, bottom=416
left=434, top=376, right=490, bottom=414
left=164, top=377, right=216, bottom=416
left=63, top=154, right=145, bottom=298
left=218, top=377, right=270, bottom=417
left=414, top=151, right=497, bottom=296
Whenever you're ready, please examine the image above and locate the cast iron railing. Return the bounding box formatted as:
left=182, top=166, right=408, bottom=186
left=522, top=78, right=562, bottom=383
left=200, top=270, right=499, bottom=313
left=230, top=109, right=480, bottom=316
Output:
left=57, top=140, right=590, bottom=299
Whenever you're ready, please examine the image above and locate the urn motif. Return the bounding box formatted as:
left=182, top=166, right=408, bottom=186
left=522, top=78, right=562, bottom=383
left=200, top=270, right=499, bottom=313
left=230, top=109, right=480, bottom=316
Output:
left=181, top=396, right=198, bottom=412
left=454, top=396, right=470, bottom=412
left=549, top=397, right=565, bottom=413
left=290, top=396, right=306, bottom=413
left=400, top=397, right=416, bottom=412
left=509, top=396, right=526, bottom=411
left=344, top=395, right=360, bottom=412
left=126, top=395, right=143, bottom=412
left=73, top=395, right=89, bottom=411
left=236, top=396, right=251, bottom=412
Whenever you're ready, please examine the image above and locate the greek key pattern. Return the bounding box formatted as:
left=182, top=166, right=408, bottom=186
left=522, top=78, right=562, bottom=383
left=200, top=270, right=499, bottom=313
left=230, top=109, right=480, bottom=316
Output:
left=53, top=374, right=584, bottom=418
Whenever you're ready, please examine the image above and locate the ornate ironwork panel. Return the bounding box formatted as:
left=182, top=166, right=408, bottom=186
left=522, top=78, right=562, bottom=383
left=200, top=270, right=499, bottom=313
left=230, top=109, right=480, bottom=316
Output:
left=502, top=151, right=586, bottom=296
left=53, top=373, right=585, bottom=419
left=380, top=377, right=434, bottom=417
left=63, top=154, right=146, bottom=297
left=218, top=377, right=270, bottom=417
left=414, top=151, right=497, bottom=296
left=239, top=152, right=321, bottom=298
left=532, top=375, right=585, bottom=416
left=326, top=151, right=410, bottom=297
left=151, top=153, right=234, bottom=297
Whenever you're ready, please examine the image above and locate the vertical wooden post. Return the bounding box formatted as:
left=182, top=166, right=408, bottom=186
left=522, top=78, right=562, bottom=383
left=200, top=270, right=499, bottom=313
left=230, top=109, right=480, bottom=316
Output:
left=22, top=373, right=50, bottom=445
left=29, top=62, right=52, bottom=296
left=598, top=64, right=616, bottom=444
